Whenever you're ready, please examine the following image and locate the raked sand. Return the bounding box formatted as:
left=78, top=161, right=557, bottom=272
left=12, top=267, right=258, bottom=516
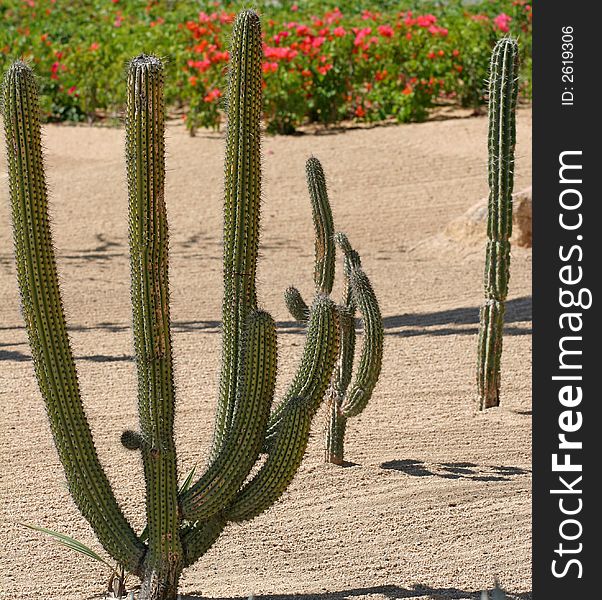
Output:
left=0, top=109, right=532, bottom=600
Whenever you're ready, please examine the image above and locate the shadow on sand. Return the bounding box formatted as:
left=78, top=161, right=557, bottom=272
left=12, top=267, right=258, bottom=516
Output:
left=381, top=460, right=530, bottom=483
left=0, top=296, right=531, bottom=363
left=176, top=584, right=531, bottom=600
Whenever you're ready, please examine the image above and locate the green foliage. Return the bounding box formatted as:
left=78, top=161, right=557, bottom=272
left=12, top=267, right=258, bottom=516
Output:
left=0, top=0, right=532, bottom=133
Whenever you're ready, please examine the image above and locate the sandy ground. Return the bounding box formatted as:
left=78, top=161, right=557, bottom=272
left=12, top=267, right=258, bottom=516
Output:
left=0, top=109, right=532, bottom=600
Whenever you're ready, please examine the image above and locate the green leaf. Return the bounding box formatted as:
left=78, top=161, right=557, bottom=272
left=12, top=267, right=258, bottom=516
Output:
left=21, top=523, right=117, bottom=573
left=178, top=463, right=198, bottom=495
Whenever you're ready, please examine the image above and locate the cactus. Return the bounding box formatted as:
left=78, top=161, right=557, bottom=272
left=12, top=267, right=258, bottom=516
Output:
left=2, top=11, right=340, bottom=600
left=476, top=37, right=519, bottom=410
left=284, top=157, right=383, bottom=465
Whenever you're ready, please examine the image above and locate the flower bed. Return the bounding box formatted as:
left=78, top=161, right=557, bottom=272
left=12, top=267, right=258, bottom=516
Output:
left=0, top=0, right=532, bottom=133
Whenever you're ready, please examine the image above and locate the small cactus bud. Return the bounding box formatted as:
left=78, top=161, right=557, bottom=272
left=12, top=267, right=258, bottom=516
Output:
left=121, top=430, right=143, bottom=450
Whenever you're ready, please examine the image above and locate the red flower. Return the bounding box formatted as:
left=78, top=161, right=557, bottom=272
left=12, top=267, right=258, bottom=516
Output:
left=355, top=105, right=365, bottom=118
left=204, top=88, right=221, bottom=102
left=89, top=42, right=100, bottom=51
left=416, top=14, right=437, bottom=28
left=353, top=27, right=372, bottom=47
left=375, top=70, right=387, bottom=81
left=188, top=76, right=198, bottom=86
left=402, top=85, right=413, bottom=95
left=333, top=26, right=346, bottom=37
left=493, top=13, right=512, bottom=32
left=262, top=61, right=278, bottom=73
left=273, top=31, right=289, bottom=45
left=291, top=4, right=298, bottom=11
left=317, top=64, right=333, bottom=75
left=377, top=25, right=394, bottom=38
left=325, top=8, right=343, bottom=25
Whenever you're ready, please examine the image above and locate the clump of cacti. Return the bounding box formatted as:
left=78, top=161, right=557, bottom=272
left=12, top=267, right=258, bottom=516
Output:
left=2, top=11, right=342, bottom=600
left=284, top=157, right=383, bottom=465
left=476, top=37, right=519, bottom=410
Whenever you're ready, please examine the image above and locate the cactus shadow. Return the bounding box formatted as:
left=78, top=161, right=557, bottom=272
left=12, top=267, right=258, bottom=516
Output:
left=179, top=584, right=531, bottom=600
left=383, top=295, right=531, bottom=327
left=381, top=459, right=529, bottom=482
left=382, top=296, right=531, bottom=338
left=0, top=348, right=31, bottom=362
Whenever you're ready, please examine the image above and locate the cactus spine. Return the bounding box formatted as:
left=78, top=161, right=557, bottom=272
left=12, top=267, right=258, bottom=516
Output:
left=3, top=10, right=340, bottom=600
left=284, top=158, right=383, bottom=465
left=477, top=38, right=519, bottom=410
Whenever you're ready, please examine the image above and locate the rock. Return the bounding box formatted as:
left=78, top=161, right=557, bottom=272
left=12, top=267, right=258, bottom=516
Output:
left=443, top=187, right=532, bottom=248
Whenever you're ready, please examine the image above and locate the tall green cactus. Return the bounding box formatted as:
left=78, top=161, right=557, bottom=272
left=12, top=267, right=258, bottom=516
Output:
left=476, top=37, right=519, bottom=410
left=2, top=11, right=340, bottom=600
left=284, top=158, right=383, bottom=465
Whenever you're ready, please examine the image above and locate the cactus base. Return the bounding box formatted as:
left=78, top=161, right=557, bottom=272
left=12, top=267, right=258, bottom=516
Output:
left=476, top=299, right=504, bottom=410
left=325, top=393, right=347, bottom=465
left=139, top=561, right=182, bottom=600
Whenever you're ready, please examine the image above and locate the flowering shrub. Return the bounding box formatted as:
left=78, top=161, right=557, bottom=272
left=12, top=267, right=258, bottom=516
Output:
left=0, top=0, right=532, bottom=134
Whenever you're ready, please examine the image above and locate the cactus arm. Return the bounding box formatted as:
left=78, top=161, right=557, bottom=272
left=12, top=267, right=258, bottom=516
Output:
left=477, top=37, right=519, bottom=410
left=212, top=10, right=264, bottom=456
left=335, top=236, right=383, bottom=419
left=227, top=396, right=313, bottom=522
left=264, top=295, right=339, bottom=446
left=306, top=157, right=336, bottom=294
left=125, top=55, right=183, bottom=587
left=283, top=157, right=335, bottom=323
left=180, top=311, right=277, bottom=521
left=2, top=62, right=145, bottom=573
left=181, top=516, right=227, bottom=568
left=284, top=286, right=310, bottom=322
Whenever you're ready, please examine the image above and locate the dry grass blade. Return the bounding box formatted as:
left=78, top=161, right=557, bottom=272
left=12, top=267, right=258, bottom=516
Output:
left=20, top=523, right=117, bottom=573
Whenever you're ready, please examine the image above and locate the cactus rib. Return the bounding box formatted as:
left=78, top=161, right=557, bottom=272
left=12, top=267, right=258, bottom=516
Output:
left=2, top=61, right=145, bottom=574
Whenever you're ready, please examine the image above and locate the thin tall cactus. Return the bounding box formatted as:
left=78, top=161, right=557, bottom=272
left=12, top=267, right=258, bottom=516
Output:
left=2, top=10, right=340, bottom=600
left=284, top=157, right=383, bottom=465
left=476, top=37, right=519, bottom=410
